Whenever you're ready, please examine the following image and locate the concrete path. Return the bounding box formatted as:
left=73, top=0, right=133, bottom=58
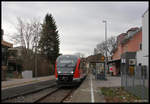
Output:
left=93, top=74, right=121, bottom=88
left=70, top=73, right=121, bottom=103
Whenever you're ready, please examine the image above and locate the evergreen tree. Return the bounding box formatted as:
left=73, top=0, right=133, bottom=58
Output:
left=39, top=13, right=60, bottom=64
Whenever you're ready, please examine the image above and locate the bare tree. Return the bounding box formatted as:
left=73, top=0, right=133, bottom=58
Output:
left=96, top=41, right=106, bottom=56
left=96, top=36, right=117, bottom=56
left=107, top=36, right=117, bottom=55
left=31, top=18, right=42, bottom=77
left=10, top=17, right=41, bottom=72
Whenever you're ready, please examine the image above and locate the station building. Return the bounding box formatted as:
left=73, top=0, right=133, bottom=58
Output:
left=110, top=27, right=142, bottom=76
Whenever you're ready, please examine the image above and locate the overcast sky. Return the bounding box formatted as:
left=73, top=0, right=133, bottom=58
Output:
left=2, top=2, right=148, bottom=57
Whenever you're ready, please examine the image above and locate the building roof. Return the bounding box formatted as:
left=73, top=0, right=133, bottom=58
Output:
left=86, top=53, right=104, bottom=63
left=126, top=27, right=139, bottom=33
left=9, top=46, right=24, bottom=49
left=121, top=27, right=142, bottom=45
left=111, top=27, right=142, bottom=54
left=1, top=40, right=13, bottom=48
left=142, top=8, right=149, bottom=17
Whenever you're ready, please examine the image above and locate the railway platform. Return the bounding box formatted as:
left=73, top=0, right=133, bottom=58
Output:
left=69, top=73, right=121, bottom=103
left=2, top=75, right=55, bottom=90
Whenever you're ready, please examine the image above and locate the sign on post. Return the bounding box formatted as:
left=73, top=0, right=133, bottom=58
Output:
left=121, top=58, right=126, bottom=63
left=101, top=56, right=105, bottom=62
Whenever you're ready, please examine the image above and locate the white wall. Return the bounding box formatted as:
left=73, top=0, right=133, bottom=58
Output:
left=22, top=70, right=33, bottom=78
left=136, top=10, right=149, bottom=66
left=142, top=10, right=149, bottom=66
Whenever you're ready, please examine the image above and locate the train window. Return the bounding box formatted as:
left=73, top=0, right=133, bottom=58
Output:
left=56, top=55, right=78, bottom=68
left=60, top=60, right=74, bottom=64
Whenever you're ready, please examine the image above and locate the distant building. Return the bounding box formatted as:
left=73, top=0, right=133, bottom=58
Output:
left=7, top=46, right=24, bottom=72
left=110, top=27, right=142, bottom=76
left=87, top=53, right=104, bottom=63
left=1, top=30, right=13, bottom=80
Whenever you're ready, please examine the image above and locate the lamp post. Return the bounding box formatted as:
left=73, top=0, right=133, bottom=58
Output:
left=102, top=20, right=107, bottom=80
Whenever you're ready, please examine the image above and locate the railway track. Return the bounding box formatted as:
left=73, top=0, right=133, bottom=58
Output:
left=36, top=87, right=76, bottom=103
left=3, top=85, right=76, bottom=103
left=2, top=80, right=56, bottom=102
left=36, top=79, right=85, bottom=102
left=36, top=77, right=86, bottom=102
left=2, top=77, right=86, bottom=103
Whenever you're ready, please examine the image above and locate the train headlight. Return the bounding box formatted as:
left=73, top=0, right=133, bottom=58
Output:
left=71, top=71, right=74, bottom=74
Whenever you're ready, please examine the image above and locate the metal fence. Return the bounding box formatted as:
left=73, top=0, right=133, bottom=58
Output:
left=121, top=65, right=149, bottom=100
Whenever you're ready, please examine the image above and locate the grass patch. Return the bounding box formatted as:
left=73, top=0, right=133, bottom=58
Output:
left=100, top=87, right=144, bottom=102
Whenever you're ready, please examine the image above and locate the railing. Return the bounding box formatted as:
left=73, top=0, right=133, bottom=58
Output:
left=121, top=65, right=149, bottom=100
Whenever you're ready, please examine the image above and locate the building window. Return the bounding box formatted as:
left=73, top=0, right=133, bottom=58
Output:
left=139, top=43, right=142, bottom=50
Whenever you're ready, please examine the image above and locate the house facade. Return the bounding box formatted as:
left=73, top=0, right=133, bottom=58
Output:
left=1, top=40, right=13, bottom=80
left=111, top=27, right=142, bottom=76
left=7, top=46, right=24, bottom=77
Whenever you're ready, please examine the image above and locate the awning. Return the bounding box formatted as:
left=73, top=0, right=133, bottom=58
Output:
left=108, top=59, right=121, bottom=64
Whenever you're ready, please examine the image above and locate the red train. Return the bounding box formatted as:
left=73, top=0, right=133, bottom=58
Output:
left=55, top=55, right=87, bottom=86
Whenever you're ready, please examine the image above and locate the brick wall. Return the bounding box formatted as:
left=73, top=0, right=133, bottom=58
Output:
left=112, top=30, right=142, bottom=60
left=112, top=44, right=123, bottom=60
left=123, top=30, right=142, bottom=53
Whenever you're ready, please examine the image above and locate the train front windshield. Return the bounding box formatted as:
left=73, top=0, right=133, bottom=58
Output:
left=56, top=55, right=78, bottom=71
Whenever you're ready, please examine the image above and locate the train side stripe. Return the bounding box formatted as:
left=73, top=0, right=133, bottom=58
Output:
left=73, top=58, right=80, bottom=78
left=55, top=61, right=58, bottom=78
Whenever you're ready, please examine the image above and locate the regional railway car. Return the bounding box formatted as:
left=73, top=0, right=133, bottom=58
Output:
left=55, top=55, right=87, bottom=86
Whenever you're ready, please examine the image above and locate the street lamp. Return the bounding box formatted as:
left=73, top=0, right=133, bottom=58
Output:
left=102, top=20, right=107, bottom=80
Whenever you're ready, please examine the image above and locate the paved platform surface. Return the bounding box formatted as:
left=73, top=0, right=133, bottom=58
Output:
left=70, top=73, right=121, bottom=103
left=2, top=75, right=55, bottom=90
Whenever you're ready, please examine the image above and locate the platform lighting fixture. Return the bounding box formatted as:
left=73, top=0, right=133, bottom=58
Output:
left=102, top=20, right=107, bottom=80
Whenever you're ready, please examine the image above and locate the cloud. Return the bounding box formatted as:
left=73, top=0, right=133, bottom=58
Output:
left=2, top=2, right=148, bottom=57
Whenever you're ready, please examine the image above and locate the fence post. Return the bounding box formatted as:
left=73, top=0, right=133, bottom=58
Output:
left=121, top=63, right=124, bottom=87
left=142, top=67, right=144, bottom=99
left=132, top=66, right=135, bottom=89
left=139, top=66, right=143, bottom=99
left=142, top=65, right=146, bottom=99
left=125, top=65, right=127, bottom=89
